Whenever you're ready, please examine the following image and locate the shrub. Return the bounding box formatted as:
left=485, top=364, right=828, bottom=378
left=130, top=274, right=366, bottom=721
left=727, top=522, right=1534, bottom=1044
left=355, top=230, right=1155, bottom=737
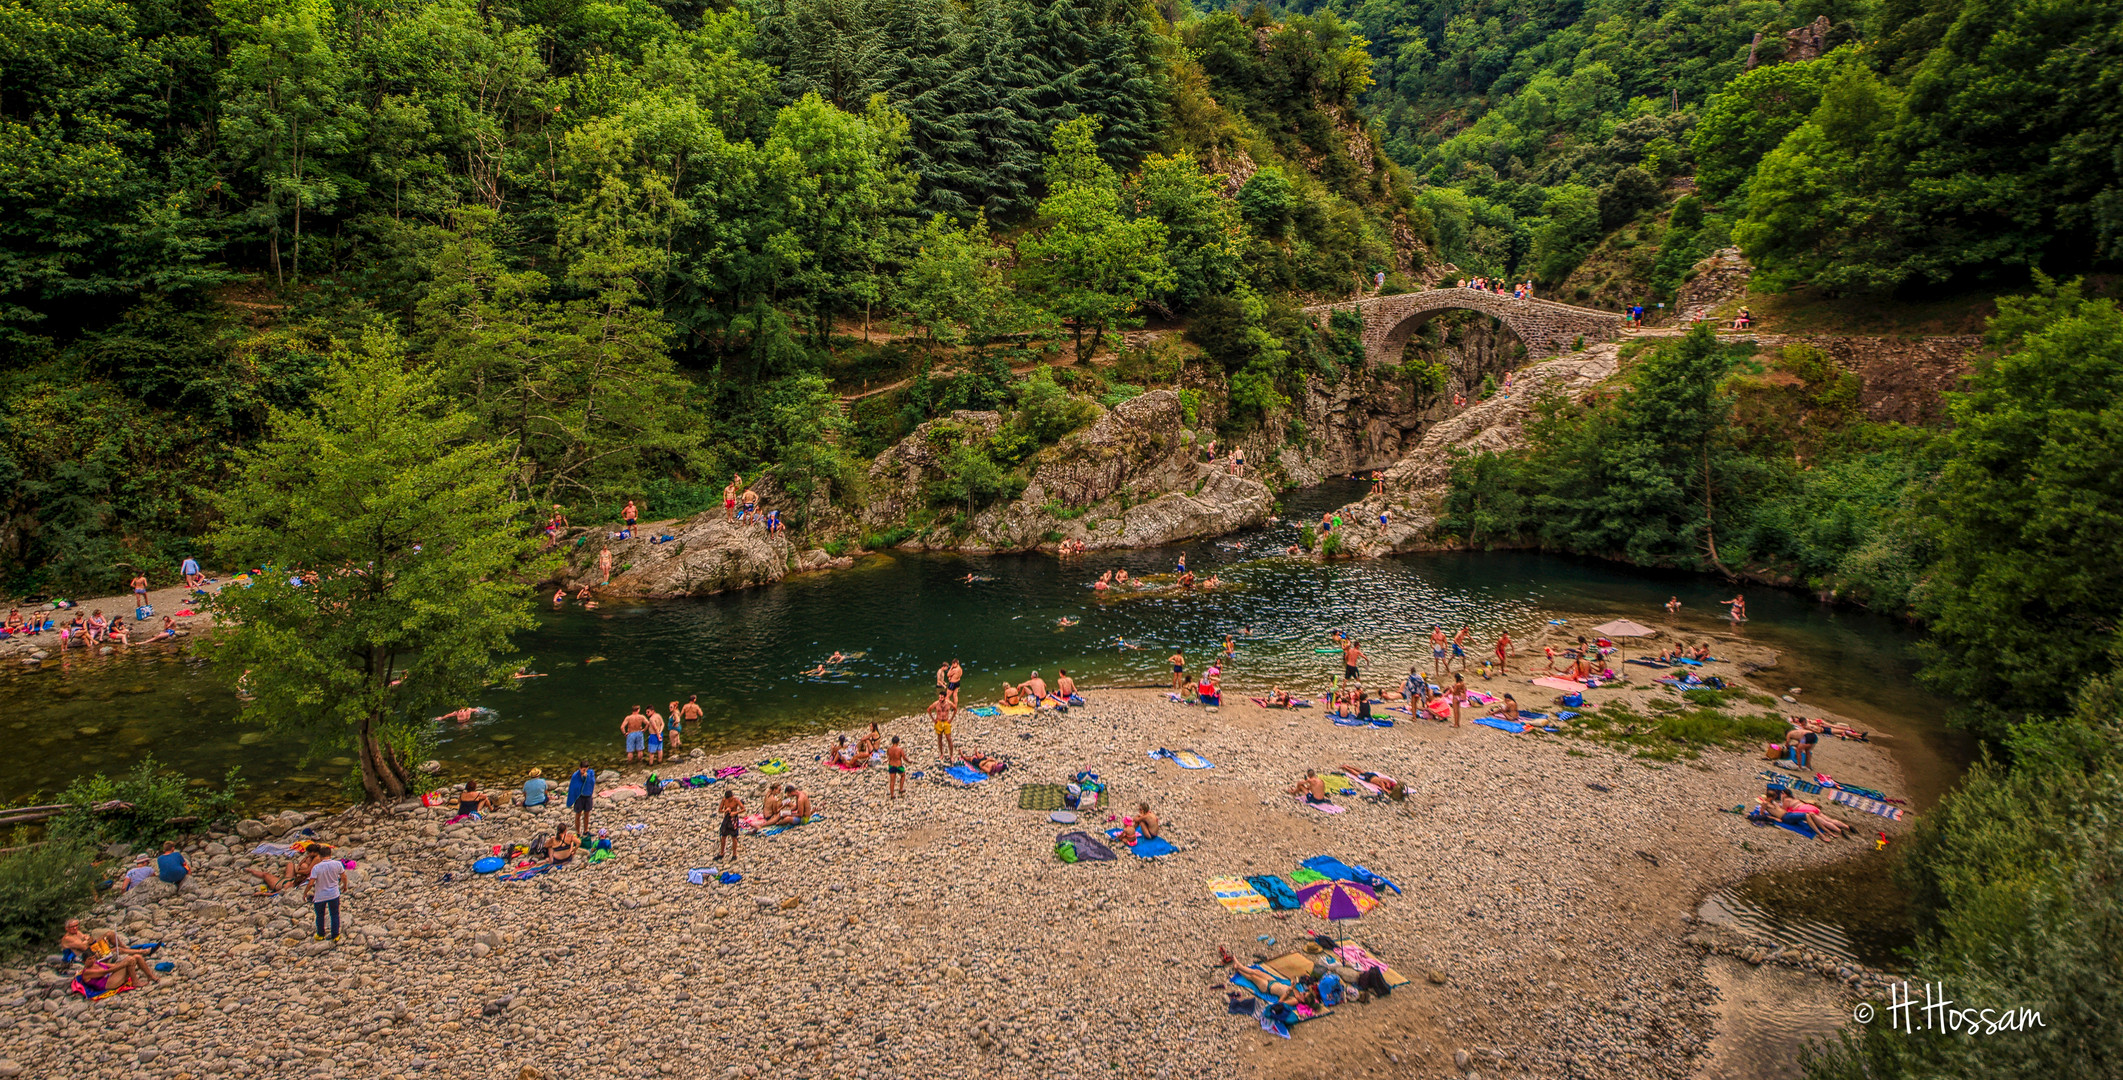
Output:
left=49, top=756, right=246, bottom=848
left=0, top=836, right=100, bottom=956
left=1321, top=532, right=1344, bottom=558
left=1297, top=526, right=1317, bottom=551
left=1098, top=383, right=1145, bottom=408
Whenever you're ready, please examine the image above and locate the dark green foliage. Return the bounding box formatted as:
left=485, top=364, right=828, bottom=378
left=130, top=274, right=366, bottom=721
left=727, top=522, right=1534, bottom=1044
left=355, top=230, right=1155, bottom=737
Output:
left=0, top=837, right=101, bottom=957
left=1911, top=281, right=2123, bottom=738
left=49, top=755, right=247, bottom=847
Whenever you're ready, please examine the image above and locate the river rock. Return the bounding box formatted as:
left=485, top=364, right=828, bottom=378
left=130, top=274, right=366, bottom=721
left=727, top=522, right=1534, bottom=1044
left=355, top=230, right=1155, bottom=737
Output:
left=235, top=819, right=269, bottom=840
left=554, top=515, right=799, bottom=598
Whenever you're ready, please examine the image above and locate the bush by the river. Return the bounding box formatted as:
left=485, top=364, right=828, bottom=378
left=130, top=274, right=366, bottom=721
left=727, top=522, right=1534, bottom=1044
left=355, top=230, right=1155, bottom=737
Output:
left=49, top=756, right=246, bottom=848
left=0, top=836, right=101, bottom=957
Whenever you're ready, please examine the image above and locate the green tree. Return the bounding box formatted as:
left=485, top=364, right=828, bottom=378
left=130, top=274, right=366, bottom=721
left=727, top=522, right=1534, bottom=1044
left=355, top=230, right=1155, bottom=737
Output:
left=205, top=328, right=543, bottom=801
left=1528, top=184, right=1599, bottom=284
left=1689, top=59, right=1830, bottom=201
left=761, top=92, right=915, bottom=343
left=1914, top=281, right=2123, bottom=738
left=1015, top=117, right=1173, bottom=362
left=896, top=211, right=1025, bottom=356
left=217, top=0, right=366, bottom=287
left=1132, top=151, right=1245, bottom=310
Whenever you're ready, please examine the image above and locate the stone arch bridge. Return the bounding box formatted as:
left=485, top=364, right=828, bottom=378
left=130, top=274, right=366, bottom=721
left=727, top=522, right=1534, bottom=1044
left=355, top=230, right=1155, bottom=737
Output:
left=1306, top=289, right=1626, bottom=363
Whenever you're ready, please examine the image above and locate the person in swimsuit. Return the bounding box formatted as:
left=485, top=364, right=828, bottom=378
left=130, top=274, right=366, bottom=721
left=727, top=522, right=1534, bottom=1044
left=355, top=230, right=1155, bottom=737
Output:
left=623, top=499, right=638, bottom=530
left=999, top=682, right=1025, bottom=708
left=1286, top=770, right=1330, bottom=804
left=959, top=750, right=1008, bottom=776
left=621, top=706, right=647, bottom=762
left=886, top=736, right=909, bottom=798
left=1055, top=669, right=1077, bottom=701
left=1722, top=594, right=1747, bottom=622
left=717, top=791, right=744, bottom=859
left=567, top=760, right=595, bottom=833
left=1665, top=596, right=1681, bottom=614
left=666, top=699, right=685, bottom=754
left=928, top=689, right=955, bottom=760
left=1334, top=763, right=1407, bottom=800
left=546, top=824, right=580, bottom=866
left=1430, top=626, right=1448, bottom=674
left=723, top=474, right=741, bottom=521
left=856, top=723, right=882, bottom=756
left=553, top=587, right=567, bottom=604
left=456, top=782, right=494, bottom=816
left=1494, top=631, right=1513, bottom=674
left=1450, top=627, right=1469, bottom=672
left=644, top=706, right=666, bottom=764
left=1490, top=694, right=1521, bottom=721
left=946, top=660, right=963, bottom=708
left=1342, top=640, right=1366, bottom=682
left=1169, top=651, right=1186, bottom=691
left=739, top=487, right=758, bottom=523
left=75, top=948, right=157, bottom=994
left=598, top=546, right=613, bottom=584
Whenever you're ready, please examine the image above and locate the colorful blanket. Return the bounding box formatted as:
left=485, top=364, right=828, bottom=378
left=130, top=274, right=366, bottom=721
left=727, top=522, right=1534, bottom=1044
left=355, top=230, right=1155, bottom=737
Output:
left=1208, top=875, right=1271, bottom=913
left=1245, top=874, right=1302, bottom=910
left=1017, top=783, right=1069, bottom=811
left=1331, top=941, right=1411, bottom=988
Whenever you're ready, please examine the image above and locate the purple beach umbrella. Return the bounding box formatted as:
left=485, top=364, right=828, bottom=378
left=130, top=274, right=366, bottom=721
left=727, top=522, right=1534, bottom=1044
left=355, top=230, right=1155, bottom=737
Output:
left=1295, top=879, right=1380, bottom=920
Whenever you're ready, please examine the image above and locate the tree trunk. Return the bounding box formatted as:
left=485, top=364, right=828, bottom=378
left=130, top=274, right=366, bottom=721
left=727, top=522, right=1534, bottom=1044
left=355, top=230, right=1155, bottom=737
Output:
left=1701, top=444, right=1737, bottom=579
left=355, top=713, right=412, bottom=802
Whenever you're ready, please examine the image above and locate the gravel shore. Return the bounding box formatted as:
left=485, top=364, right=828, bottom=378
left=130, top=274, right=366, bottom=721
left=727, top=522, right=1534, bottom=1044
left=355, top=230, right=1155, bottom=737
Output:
left=0, top=635, right=1910, bottom=1080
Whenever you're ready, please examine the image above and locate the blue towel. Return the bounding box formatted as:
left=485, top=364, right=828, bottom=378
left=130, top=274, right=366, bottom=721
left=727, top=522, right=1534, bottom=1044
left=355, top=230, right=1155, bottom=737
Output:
left=1749, top=809, right=1818, bottom=839
left=1330, top=716, right=1371, bottom=726
left=1555, top=710, right=1579, bottom=720
left=1299, top=855, right=1365, bottom=882
left=1474, top=716, right=1526, bottom=733
left=1674, top=658, right=1704, bottom=666
left=966, top=705, right=1001, bottom=717
left=1107, top=829, right=1176, bottom=857
left=1515, top=710, right=1549, bottom=720
left=945, top=763, right=990, bottom=784
left=1369, top=718, right=1394, bottom=727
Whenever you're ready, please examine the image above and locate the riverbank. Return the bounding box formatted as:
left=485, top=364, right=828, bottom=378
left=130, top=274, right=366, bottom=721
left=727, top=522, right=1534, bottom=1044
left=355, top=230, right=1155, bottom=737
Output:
left=0, top=584, right=218, bottom=665
left=1, top=631, right=1910, bottom=1080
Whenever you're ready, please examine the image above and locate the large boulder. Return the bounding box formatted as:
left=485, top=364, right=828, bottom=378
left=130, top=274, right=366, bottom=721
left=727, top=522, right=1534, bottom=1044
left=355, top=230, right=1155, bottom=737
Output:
left=554, top=515, right=800, bottom=598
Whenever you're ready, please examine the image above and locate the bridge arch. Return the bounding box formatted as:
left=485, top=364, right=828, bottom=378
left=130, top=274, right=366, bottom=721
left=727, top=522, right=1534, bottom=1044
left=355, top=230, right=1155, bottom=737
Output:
left=1308, top=289, right=1626, bottom=365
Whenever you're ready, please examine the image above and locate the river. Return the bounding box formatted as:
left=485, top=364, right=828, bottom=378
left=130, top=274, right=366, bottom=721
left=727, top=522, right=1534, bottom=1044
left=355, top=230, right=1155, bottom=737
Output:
left=3, top=480, right=1970, bottom=955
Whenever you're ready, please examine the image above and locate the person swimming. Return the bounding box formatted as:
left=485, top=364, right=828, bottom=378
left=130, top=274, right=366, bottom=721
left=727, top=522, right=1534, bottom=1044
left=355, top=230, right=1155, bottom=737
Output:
left=1058, top=616, right=1080, bottom=627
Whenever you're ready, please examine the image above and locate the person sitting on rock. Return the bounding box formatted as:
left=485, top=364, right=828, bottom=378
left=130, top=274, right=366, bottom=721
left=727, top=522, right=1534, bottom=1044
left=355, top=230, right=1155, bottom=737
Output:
left=1134, top=802, right=1162, bottom=839
left=546, top=823, right=580, bottom=866
left=855, top=723, right=883, bottom=756
left=60, top=919, right=151, bottom=964
left=455, top=782, right=494, bottom=817
left=1489, top=694, right=1522, bottom=722
left=828, top=735, right=861, bottom=768
left=1286, top=770, right=1330, bottom=804
left=75, top=946, right=159, bottom=995
left=760, top=783, right=792, bottom=827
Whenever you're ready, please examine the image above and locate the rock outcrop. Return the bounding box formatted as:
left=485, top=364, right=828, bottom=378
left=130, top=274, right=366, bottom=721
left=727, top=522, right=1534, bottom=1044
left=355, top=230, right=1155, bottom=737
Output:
left=551, top=515, right=820, bottom=598
left=1677, top=247, right=1752, bottom=323
left=867, top=391, right=1275, bottom=553
left=1323, top=344, right=1624, bottom=553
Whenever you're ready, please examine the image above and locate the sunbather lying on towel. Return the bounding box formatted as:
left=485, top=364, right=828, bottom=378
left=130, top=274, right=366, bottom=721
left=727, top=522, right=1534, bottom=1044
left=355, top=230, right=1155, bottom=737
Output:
left=1796, top=716, right=1871, bottom=741
left=1235, top=966, right=1319, bottom=1009
left=1335, top=763, right=1407, bottom=800
left=959, top=750, right=1009, bottom=776
left=1756, top=787, right=1854, bottom=842
left=1264, top=686, right=1296, bottom=708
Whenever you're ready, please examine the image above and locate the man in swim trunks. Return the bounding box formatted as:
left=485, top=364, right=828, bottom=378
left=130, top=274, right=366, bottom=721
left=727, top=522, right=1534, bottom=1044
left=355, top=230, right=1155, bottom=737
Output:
left=739, top=487, right=758, bottom=523
left=1342, top=639, right=1366, bottom=683
left=1450, top=627, right=1469, bottom=672
left=621, top=706, right=647, bottom=762
left=1430, top=626, right=1448, bottom=674
left=1286, top=770, right=1330, bottom=804
left=946, top=659, right=963, bottom=708
left=1169, top=651, right=1186, bottom=691
left=1494, top=631, right=1513, bottom=674
left=1022, top=670, right=1049, bottom=702
left=644, top=706, right=666, bottom=764
left=717, top=790, right=744, bottom=860
left=928, top=689, right=955, bottom=760
left=1334, top=763, right=1407, bottom=800
left=1055, top=669, right=1077, bottom=702
left=788, top=785, right=812, bottom=823
left=723, top=475, right=741, bottom=521
left=623, top=499, right=638, bottom=530
left=886, top=736, right=909, bottom=798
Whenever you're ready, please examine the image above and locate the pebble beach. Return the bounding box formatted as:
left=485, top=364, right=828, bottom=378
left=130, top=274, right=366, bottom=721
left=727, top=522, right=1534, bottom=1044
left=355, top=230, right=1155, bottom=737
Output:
left=0, top=630, right=1913, bottom=1080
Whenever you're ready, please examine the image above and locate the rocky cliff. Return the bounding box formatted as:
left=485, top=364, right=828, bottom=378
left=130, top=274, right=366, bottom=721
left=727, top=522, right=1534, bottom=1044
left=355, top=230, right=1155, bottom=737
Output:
left=1320, top=344, right=1624, bottom=554
left=550, top=516, right=849, bottom=599
left=866, top=391, right=1276, bottom=553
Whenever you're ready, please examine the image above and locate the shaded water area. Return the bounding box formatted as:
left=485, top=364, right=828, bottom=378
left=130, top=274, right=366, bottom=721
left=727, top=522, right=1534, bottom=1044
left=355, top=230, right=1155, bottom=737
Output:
left=1, top=481, right=1967, bottom=961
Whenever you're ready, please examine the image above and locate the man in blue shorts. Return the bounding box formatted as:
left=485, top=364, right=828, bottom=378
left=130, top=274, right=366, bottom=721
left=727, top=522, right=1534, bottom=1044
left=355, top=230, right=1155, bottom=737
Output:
left=567, top=761, right=595, bottom=833
left=621, top=706, right=648, bottom=762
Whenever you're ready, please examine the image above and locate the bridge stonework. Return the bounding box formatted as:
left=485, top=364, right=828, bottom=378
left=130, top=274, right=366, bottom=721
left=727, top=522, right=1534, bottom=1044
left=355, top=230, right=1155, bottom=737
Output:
left=1308, top=289, right=1626, bottom=363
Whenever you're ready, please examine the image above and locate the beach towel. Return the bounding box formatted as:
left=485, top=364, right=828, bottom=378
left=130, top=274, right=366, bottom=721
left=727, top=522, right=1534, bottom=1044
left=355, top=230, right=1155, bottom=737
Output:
left=1245, top=874, right=1302, bottom=911
left=1330, top=715, right=1372, bottom=726
left=757, top=760, right=788, bottom=775
left=714, top=766, right=748, bottom=779
left=1017, top=783, right=1068, bottom=811
left=69, top=977, right=134, bottom=1002
left=1209, top=875, right=1272, bottom=913
left=1625, top=658, right=1671, bottom=669
left=252, top=842, right=302, bottom=858
left=1228, top=969, right=1329, bottom=1021
left=1300, top=856, right=1388, bottom=891
left=1054, top=831, right=1117, bottom=861
left=1174, top=750, right=1213, bottom=769
left=760, top=813, right=824, bottom=838
left=1532, top=677, right=1585, bottom=692
left=998, top=702, right=1035, bottom=716
left=966, top=705, right=1002, bottom=718
left=1295, top=795, right=1344, bottom=813
left=1748, top=808, right=1819, bottom=839
left=1106, top=829, right=1177, bottom=857
left=1289, top=867, right=1329, bottom=886
left=1370, top=717, right=1394, bottom=728
left=827, top=758, right=865, bottom=771
left=1338, top=772, right=1381, bottom=796
left=945, top=764, right=991, bottom=784
left=1826, top=789, right=1906, bottom=820
left=503, top=863, right=556, bottom=881
left=1475, top=716, right=1525, bottom=733
left=1331, top=941, right=1411, bottom=988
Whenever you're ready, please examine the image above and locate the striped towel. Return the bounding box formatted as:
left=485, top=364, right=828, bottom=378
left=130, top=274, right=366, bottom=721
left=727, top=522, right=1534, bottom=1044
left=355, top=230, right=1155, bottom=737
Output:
left=1826, top=789, right=1905, bottom=820
left=1208, top=875, right=1270, bottom=913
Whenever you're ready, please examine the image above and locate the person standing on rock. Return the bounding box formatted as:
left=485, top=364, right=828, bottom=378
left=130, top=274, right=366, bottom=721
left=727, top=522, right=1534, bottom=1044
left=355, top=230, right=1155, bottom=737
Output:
left=623, top=499, right=638, bottom=531
left=598, top=545, right=613, bottom=585
left=739, top=486, right=758, bottom=523
left=929, top=689, right=955, bottom=761
left=886, top=737, right=909, bottom=799
left=717, top=789, right=744, bottom=861
left=621, top=706, right=648, bottom=762
left=567, top=761, right=595, bottom=834
left=723, top=475, right=741, bottom=521
left=1169, top=650, right=1186, bottom=692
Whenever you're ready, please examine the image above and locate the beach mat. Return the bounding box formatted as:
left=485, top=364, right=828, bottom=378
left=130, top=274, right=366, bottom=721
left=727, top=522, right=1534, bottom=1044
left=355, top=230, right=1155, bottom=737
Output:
left=965, top=705, right=1001, bottom=717
left=1107, top=829, right=1177, bottom=857
left=1245, top=874, right=1301, bottom=911
left=1055, top=830, right=1116, bottom=861
left=1262, top=952, right=1317, bottom=981
left=1017, top=783, right=1068, bottom=811
left=945, top=764, right=990, bottom=784
left=1532, top=677, right=1585, bottom=692
left=1208, top=875, right=1271, bottom=913
left=759, top=813, right=824, bottom=838
left=1295, top=796, right=1344, bottom=813
left=1826, top=789, right=1906, bottom=820
left=1175, top=749, right=1213, bottom=769
left=998, top=702, right=1034, bottom=716
left=1332, top=941, right=1412, bottom=988
left=1749, top=809, right=1818, bottom=839
left=1474, top=716, right=1526, bottom=734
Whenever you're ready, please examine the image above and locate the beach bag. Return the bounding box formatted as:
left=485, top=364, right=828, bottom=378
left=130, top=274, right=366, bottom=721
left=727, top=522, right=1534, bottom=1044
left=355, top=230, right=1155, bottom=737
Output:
left=1054, top=841, right=1079, bottom=864
left=1356, top=967, right=1391, bottom=997
left=1561, top=692, right=1584, bottom=708
left=135, top=604, right=152, bottom=621
left=644, top=776, right=663, bottom=796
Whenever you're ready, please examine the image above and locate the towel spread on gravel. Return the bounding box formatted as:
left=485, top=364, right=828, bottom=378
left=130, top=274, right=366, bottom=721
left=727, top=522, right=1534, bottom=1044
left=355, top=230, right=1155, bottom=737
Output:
left=1017, top=783, right=1068, bottom=810
left=945, top=764, right=990, bottom=784
left=1245, top=874, right=1301, bottom=910
left=1331, top=941, right=1411, bottom=988
left=1053, top=831, right=1116, bottom=861
left=1208, top=875, right=1270, bottom=913
left=1106, top=830, right=1177, bottom=857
